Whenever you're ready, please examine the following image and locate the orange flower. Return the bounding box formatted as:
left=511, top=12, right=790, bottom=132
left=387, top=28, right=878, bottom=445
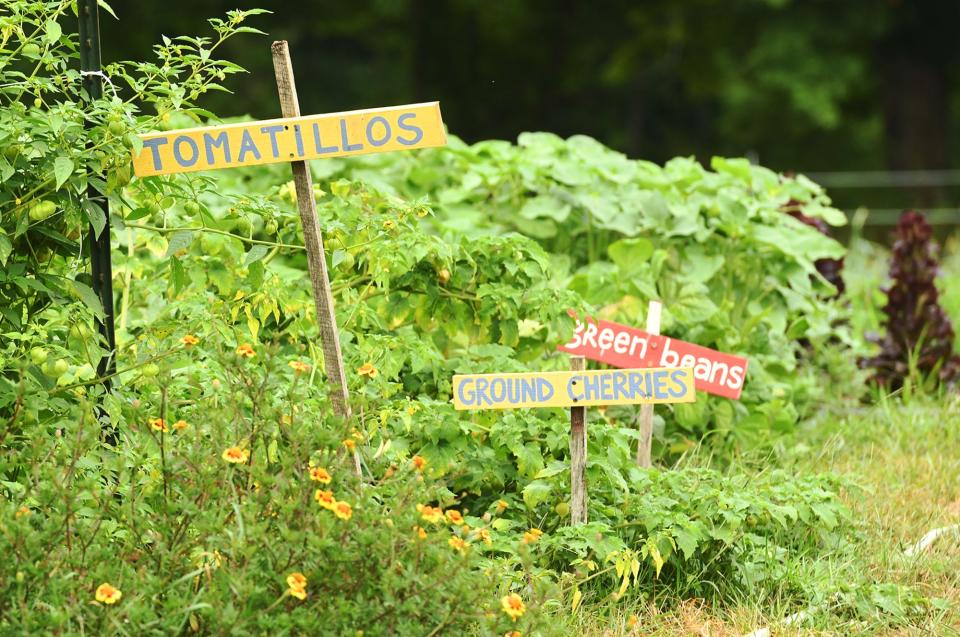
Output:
left=236, top=343, right=256, bottom=358
left=496, top=499, right=509, bottom=512
left=333, top=501, right=353, bottom=520
left=15, top=506, right=30, bottom=518
left=415, top=526, right=427, bottom=540
left=314, top=489, right=336, bottom=510
left=172, top=419, right=188, bottom=431
left=342, top=439, right=356, bottom=452
left=522, top=528, right=543, bottom=544
left=417, top=504, right=444, bottom=525
left=222, top=446, right=249, bottom=464
left=309, top=467, right=332, bottom=484
left=504, top=632, right=522, bottom=637
left=95, top=582, right=122, bottom=605
left=289, top=586, right=307, bottom=600
left=383, top=465, right=396, bottom=479
left=501, top=593, right=526, bottom=621
left=356, top=362, right=378, bottom=378
left=473, top=527, right=492, bottom=546
left=626, top=615, right=639, bottom=628
left=286, top=572, right=307, bottom=590
left=411, top=455, right=427, bottom=472
left=288, top=360, right=310, bottom=374
left=180, top=334, right=200, bottom=347
left=445, top=509, right=465, bottom=525
left=448, top=535, right=469, bottom=553
left=148, top=417, right=167, bottom=433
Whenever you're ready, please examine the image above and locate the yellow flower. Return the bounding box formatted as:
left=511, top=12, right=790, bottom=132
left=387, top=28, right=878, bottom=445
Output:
left=411, top=455, right=427, bottom=472
left=180, top=334, right=200, bottom=347
left=314, top=489, right=336, bottom=510
left=286, top=572, right=307, bottom=590
left=501, top=593, right=526, bottom=621
left=406, top=404, right=419, bottom=415
left=417, top=504, right=445, bottom=525
left=382, top=219, right=396, bottom=229
left=95, top=582, right=122, bottom=605
left=236, top=343, right=256, bottom=358
left=445, top=509, right=465, bottom=525
left=415, top=526, right=427, bottom=540
left=448, top=535, right=470, bottom=553
left=289, top=586, right=307, bottom=600
left=334, top=501, right=353, bottom=520
left=473, top=527, right=492, bottom=546
left=342, top=439, right=356, bottom=452
left=15, top=506, right=30, bottom=518
left=522, top=528, right=543, bottom=544
left=221, top=446, right=249, bottom=464
left=148, top=417, right=168, bottom=433
left=309, top=467, right=332, bottom=484
left=626, top=614, right=639, bottom=628
left=288, top=360, right=310, bottom=374
left=496, top=500, right=509, bottom=512
left=172, top=419, right=188, bottom=431
left=356, top=362, right=378, bottom=378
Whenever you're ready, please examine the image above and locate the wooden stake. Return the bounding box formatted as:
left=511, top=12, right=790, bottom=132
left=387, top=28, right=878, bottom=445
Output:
left=271, top=41, right=351, bottom=421
left=569, top=355, right=587, bottom=525
left=636, top=300, right=662, bottom=467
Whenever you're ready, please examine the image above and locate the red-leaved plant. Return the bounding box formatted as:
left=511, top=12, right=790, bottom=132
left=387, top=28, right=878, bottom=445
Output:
left=860, top=210, right=960, bottom=389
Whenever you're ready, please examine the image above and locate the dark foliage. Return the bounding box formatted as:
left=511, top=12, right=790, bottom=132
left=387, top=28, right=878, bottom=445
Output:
left=860, top=210, right=960, bottom=389
left=785, top=202, right=846, bottom=296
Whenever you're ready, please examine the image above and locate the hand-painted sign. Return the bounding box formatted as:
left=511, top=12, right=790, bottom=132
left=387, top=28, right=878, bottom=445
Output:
left=558, top=315, right=748, bottom=399
left=452, top=367, right=696, bottom=410
left=132, top=102, right=446, bottom=177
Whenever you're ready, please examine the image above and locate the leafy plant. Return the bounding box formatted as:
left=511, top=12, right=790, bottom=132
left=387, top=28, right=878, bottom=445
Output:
left=860, top=210, right=960, bottom=389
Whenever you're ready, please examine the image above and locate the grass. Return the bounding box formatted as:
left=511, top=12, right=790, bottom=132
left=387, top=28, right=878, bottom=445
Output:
left=573, top=394, right=960, bottom=636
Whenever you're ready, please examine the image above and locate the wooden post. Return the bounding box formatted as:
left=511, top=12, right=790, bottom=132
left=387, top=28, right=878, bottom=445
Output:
left=569, top=355, right=587, bottom=525
left=271, top=42, right=351, bottom=421
left=636, top=300, right=662, bottom=467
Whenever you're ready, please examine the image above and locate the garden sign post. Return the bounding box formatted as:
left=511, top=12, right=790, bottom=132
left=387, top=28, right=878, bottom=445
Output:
left=131, top=41, right=446, bottom=446
left=452, top=366, right=696, bottom=525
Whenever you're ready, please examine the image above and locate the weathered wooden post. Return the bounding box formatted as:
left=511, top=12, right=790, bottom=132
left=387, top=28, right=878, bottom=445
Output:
left=636, top=300, right=661, bottom=467
left=569, top=355, right=588, bottom=524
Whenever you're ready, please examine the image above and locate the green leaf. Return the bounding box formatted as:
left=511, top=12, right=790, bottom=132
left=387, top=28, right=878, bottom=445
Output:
left=169, top=256, right=187, bottom=294
left=608, top=237, right=654, bottom=277
left=68, top=281, right=104, bottom=318
left=44, top=20, right=62, bottom=45
left=521, top=480, right=553, bottom=509
left=0, top=233, right=11, bottom=266
left=53, top=156, right=74, bottom=190
left=244, top=245, right=268, bottom=266
left=166, top=230, right=194, bottom=256
left=520, top=195, right=570, bottom=222
left=82, top=200, right=106, bottom=238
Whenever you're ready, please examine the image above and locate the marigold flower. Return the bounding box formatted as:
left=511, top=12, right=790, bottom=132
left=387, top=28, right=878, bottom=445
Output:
left=504, top=632, right=522, bottom=637
left=473, top=527, right=492, bottom=546
left=95, top=583, right=122, bottom=605
left=222, top=446, right=249, bottom=464
left=411, top=455, right=427, bottom=472
left=384, top=465, right=396, bottom=479
left=522, top=528, right=544, bottom=544
left=314, top=489, right=336, bottom=510
left=288, top=360, right=310, bottom=374
left=445, top=509, right=465, bottom=525
left=180, top=334, right=200, bottom=346
left=501, top=593, right=526, bottom=621
left=334, top=500, right=353, bottom=520
left=626, top=614, right=639, bottom=628
left=417, top=504, right=445, bottom=524
left=289, top=586, right=307, bottom=600
left=415, top=526, right=427, bottom=540
left=148, top=417, right=168, bottom=433
left=342, top=439, right=356, bottom=452
left=286, top=572, right=307, bottom=590
left=309, top=467, right=332, bottom=484
left=406, top=404, right=419, bottom=415
left=15, top=506, right=30, bottom=518
left=448, top=535, right=470, bottom=553
left=172, top=419, right=188, bottom=431
left=496, top=500, right=509, bottom=512
left=356, top=362, right=378, bottom=378
left=235, top=343, right=256, bottom=358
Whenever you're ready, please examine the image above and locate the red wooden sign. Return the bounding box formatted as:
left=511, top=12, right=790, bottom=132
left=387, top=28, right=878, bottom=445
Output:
left=558, top=314, right=748, bottom=399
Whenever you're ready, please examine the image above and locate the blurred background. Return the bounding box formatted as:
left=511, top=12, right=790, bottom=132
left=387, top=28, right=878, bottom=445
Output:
left=103, top=0, right=960, bottom=237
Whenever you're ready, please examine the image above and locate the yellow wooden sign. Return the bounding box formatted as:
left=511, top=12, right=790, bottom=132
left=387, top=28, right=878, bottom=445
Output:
left=132, top=102, right=446, bottom=177
left=452, top=367, right=696, bottom=410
